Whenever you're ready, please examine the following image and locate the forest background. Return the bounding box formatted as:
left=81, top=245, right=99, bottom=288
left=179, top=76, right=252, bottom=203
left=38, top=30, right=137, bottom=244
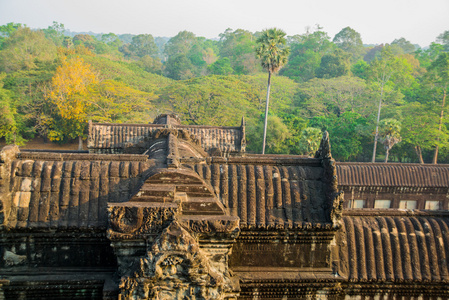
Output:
left=0, top=22, right=448, bottom=163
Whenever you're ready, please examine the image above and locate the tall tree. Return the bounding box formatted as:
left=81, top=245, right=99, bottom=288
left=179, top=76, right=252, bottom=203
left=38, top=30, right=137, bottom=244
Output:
left=401, top=102, right=442, bottom=164
left=369, top=46, right=413, bottom=162
left=427, top=53, right=449, bottom=164
left=255, top=28, right=290, bottom=154
left=48, top=56, right=98, bottom=149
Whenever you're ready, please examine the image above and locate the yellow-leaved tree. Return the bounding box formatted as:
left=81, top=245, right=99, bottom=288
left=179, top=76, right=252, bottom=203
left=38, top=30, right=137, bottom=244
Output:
left=48, top=56, right=97, bottom=149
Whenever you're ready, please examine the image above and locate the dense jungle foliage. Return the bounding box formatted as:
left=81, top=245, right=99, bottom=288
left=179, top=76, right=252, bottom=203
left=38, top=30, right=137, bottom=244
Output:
left=0, top=22, right=448, bottom=163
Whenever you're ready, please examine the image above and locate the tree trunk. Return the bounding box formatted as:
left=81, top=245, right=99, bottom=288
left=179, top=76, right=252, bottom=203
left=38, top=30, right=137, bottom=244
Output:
left=371, top=85, right=384, bottom=163
left=432, top=89, right=446, bottom=164
left=262, top=71, right=272, bottom=154
left=78, top=135, right=83, bottom=151
left=415, top=145, right=424, bottom=164
left=384, top=148, right=389, bottom=163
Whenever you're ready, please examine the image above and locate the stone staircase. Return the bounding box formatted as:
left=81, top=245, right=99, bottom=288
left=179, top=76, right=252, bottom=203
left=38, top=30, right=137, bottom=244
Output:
left=129, top=169, right=225, bottom=216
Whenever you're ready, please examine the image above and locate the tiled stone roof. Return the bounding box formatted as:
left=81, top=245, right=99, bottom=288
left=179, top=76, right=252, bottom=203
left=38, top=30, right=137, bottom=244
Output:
left=1, top=150, right=153, bottom=229
left=336, top=162, right=449, bottom=187
left=339, top=210, right=449, bottom=283
left=192, top=160, right=333, bottom=228
left=88, top=122, right=245, bottom=154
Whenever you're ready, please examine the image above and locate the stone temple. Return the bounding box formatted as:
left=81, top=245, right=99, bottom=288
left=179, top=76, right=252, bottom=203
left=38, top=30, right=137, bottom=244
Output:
left=0, top=114, right=448, bottom=299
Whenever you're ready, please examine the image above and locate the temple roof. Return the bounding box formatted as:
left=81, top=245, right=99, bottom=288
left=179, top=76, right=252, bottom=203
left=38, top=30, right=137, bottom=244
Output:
left=192, top=159, right=333, bottom=229
left=336, top=162, right=449, bottom=188
left=1, top=149, right=152, bottom=229
left=0, top=150, right=337, bottom=230
left=87, top=114, right=246, bottom=155
left=339, top=210, right=449, bottom=283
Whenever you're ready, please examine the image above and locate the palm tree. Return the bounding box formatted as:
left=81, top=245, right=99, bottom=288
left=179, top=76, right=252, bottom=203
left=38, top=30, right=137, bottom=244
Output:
left=256, top=28, right=290, bottom=154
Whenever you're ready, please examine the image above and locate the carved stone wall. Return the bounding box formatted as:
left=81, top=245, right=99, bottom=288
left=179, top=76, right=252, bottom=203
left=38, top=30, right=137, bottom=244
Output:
left=107, top=167, right=240, bottom=300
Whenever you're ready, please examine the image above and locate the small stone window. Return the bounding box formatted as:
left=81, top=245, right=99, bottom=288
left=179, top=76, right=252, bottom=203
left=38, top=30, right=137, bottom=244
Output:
left=350, top=199, right=365, bottom=208
left=399, top=200, right=417, bottom=209
left=425, top=201, right=441, bottom=210
left=374, top=200, right=391, bottom=209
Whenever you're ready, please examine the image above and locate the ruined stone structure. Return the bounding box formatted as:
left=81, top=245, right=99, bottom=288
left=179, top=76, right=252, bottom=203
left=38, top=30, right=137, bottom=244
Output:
left=0, top=114, right=448, bottom=299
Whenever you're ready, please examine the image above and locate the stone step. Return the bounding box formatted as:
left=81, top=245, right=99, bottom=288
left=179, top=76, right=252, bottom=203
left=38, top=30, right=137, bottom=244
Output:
left=181, top=197, right=224, bottom=215
left=175, top=184, right=214, bottom=197
left=146, top=173, right=204, bottom=185
left=129, top=195, right=173, bottom=203
left=146, top=178, right=203, bottom=185
left=138, top=184, right=176, bottom=197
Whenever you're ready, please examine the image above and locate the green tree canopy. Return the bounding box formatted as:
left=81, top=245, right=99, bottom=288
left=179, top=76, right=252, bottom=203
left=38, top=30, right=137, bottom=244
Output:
left=0, top=74, right=25, bottom=145
left=297, top=127, right=322, bottom=156
left=437, top=30, right=449, bottom=52
left=333, top=26, right=365, bottom=61
left=310, top=112, right=372, bottom=161
left=43, top=21, right=66, bottom=47
left=280, top=27, right=334, bottom=82
left=164, top=54, right=195, bottom=80
left=164, top=31, right=197, bottom=57
left=400, top=102, right=446, bottom=163
left=415, top=43, right=444, bottom=69
left=218, top=28, right=259, bottom=74
left=247, top=115, right=291, bottom=154
left=316, top=48, right=351, bottom=78
left=296, top=76, right=374, bottom=117
left=129, top=34, right=159, bottom=58
left=391, top=37, right=415, bottom=54
left=207, top=58, right=233, bottom=75
left=156, top=76, right=258, bottom=126
left=0, top=27, right=57, bottom=72
left=0, top=22, right=23, bottom=49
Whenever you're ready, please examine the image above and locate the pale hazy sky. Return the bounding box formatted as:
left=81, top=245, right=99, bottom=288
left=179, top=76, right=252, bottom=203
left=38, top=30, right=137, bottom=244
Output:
left=0, top=0, right=448, bottom=47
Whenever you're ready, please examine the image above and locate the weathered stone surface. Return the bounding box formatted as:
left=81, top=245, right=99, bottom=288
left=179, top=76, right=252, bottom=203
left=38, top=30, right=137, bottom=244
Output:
left=119, top=221, right=239, bottom=300
left=108, top=202, right=177, bottom=239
